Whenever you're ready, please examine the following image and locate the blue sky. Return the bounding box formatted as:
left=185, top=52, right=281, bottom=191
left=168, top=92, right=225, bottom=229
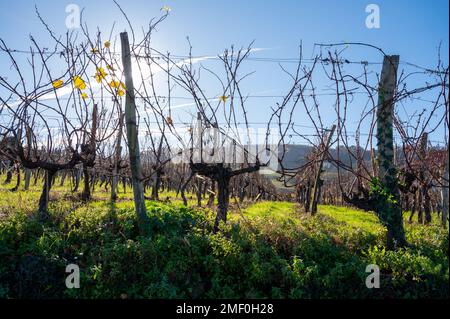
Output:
left=0, top=0, right=448, bottom=146
left=1, top=0, right=448, bottom=60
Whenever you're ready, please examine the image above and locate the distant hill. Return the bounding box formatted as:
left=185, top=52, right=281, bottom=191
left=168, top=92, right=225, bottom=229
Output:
left=258, top=144, right=373, bottom=192
left=279, top=144, right=373, bottom=171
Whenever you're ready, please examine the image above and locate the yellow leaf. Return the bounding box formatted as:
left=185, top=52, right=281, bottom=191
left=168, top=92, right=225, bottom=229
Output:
left=117, top=89, right=125, bottom=97
left=109, top=80, right=120, bottom=88
left=94, top=67, right=107, bottom=83
left=97, top=67, right=107, bottom=78
left=81, top=92, right=88, bottom=100
left=52, top=79, right=64, bottom=89
left=120, top=82, right=126, bottom=90
left=73, top=76, right=86, bottom=90
left=219, top=95, right=228, bottom=103
left=104, top=41, right=111, bottom=48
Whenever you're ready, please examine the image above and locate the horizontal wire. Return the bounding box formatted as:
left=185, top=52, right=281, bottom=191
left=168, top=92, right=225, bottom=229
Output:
left=0, top=48, right=445, bottom=72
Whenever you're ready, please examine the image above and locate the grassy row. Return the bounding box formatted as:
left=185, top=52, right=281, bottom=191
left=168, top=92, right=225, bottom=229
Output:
left=0, top=178, right=448, bottom=299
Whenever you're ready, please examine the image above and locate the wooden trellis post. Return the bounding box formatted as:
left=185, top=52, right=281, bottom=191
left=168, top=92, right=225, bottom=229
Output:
left=376, top=55, right=406, bottom=249
left=121, top=31, right=150, bottom=235
left=442, top=143, right=449, bottom=227
left=24, top=127, right=32, bottom=190
left=111, top=112, right=124, bottom=201
left=310, top=125, right=336, bottom=215
left=418, top=132, right=431, bottom=224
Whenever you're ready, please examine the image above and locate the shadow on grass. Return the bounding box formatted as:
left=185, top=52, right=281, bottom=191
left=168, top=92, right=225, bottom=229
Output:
left=0, top=201, right=448, bottom=299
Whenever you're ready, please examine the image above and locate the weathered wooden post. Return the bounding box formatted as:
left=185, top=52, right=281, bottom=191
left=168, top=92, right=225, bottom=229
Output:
left=111, top=112, right=124, bottom=201
left=442, top=144, right=449, bottom=228
left=371, top=148, right=378, bottom=177
left=24, top=127, right=32, bottom=190
left=376, top=55, right=406, bottom=249
left=310, top=125, right=336, bottom=215
left=120, top=31, right=151, bottom=235
left=418, top=133, right=431, bottom=224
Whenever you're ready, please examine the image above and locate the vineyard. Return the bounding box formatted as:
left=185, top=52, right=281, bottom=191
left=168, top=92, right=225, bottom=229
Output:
left=0, top=182, right=448, bottom=298
left=0, top=2, right=448, bottom=300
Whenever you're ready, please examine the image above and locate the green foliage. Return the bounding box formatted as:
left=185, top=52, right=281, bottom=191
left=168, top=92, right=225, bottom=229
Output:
left=369, top=178, right=397, bottom=206
left=0, top=183, right=448, bottom=299
left=364, top=245, right=448, bottom=298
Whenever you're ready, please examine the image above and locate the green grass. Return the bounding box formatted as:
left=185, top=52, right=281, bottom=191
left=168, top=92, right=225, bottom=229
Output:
left=318, top=205, right=384, bottom=234
left=0, top=173, right=448, bottom=299
left=0, top=173, right=212, bottom=216
left=241, top=201, right=296, bottom=220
